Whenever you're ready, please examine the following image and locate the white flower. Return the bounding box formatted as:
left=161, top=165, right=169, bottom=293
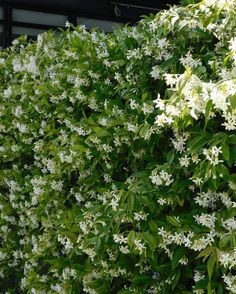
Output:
left=134, top=239, right=146, bottom=254
left=153, top=94, right=165, bottom=110
left=171, top=131, right=189, bottom=153
left=191, top=154, right=201, bottom=164
left=33, top=186, right=44, bottom=197
left=179, top=155, right=190, bottom=167
left=62, top=267, right=77, bottom=280
left=165, top=105, right=180, bottom=116
left=13, top=106, right=24, bottom=117
left=222, top=111, right=236, bottom=130
left=51, top=180, right=63, bottom=192
left=179, top=256, right=188, bottom=265
left=222, top=218, right=236, bottom=231
left=191, top=232, right=216, bottom=251
left=193, top=271, right=205, bottom=282
left=126, top=123, right=138, bottom=133
left=164, top=74, right=179, bottom=87
left=149, top=20, right=158, bottom=31
left=150, top=170, right=173, bottom=186
left=220, top=250, right=236, bottom=269
left=119, top=246, right=130, bottom=254
left=191, top=177, right=203, bottom=186
left=113, top=234, right=127, bottom=244
left=180, top=52, right=202, bottom=68
left=126, top=48, right=142, bottom=60
left=75, top=126, right=88, bottom=136
left=229, top=181, right=236, bottom=190
left=134, top=211, right=148, bottom=221
left=4, top=87, right=12, bottom=97
left=155, top=113, right=173, bottom=127
left=80, top=222, right=88, bottom=235
left=141, top=103, right=154, bottom=115
left=0, top=252, right=7, bottom=260
left=65, top=21, right=70, bottom=28
left=229, top=37, right=236, bottom=51
left=220, top=192, right=236, bottom=208
left=51, top=284, right=62, bottom=293
left=130, top=99, right=139, bottom=110
left=114, top=72, right=122, bottom=82
left=42, top=158, right=56, bottom=173
left=25, top=55, right=39, bottom=75
left=222, top=274, right=236, bottom=293
left=194, top=213, right=216, bottom=229
left=210, top=88, right=229, bottom=112
left=16, top=123, right=28, bottom=133
left=158, top=38, right=169, bottom=48
left=157, top=198, right=167, bottom=206
left=150, top=65, right=162, bottom=79
left=110, top=197, right=119, bottom=211
left=203, top=146, right=223, bottom=166
left=103, top=173, right=112, bottom=183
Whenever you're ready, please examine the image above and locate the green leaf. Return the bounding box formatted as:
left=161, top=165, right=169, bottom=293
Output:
left=219, top=164, right=230, bottom=181
left=217, top=283, right=224, bottom=294
left=72, top=144, right=87, bottom=152
left=194, top=278, right=208, bottom=290
left=166, top=150, right=175, bottom=164
left=127, top=193, right=134, bottom=214
left=230, top=234, right=236, bottom=248
left=141, top=92, right=149, bottom=102
left=188, top=135, right=208, bottom=152
left=172, top=246, right=185, bottom=269
left=161, top=56, right=178, bottom=70
left=221, top=141, right=229, bottom=161
left=223, top=51, right=233, bottom=66
left=229, top=94, right=236, bottom=109
left=86, top=281, right=110, bottom=293
left=127, top=230, right=135, bottom=247
left=204, top=100, right=213, bottom=129
left=91, top=127, right=111, bottom=137
left=132, top=275, right=151, bottom=285
left=149, top=220, right=158, bottom=232
left=196, top=247, right=213, bottom=262
left=207, top=253, right=216, bottom=293
left=171, top=268, right=181, bottom=290
left=166, top=215, right=181, bottom=227
left=142, top=231, right=157, bottom=252
left=230, top=146, right=236, bottom=162
left=131, top=170, right=148, bottom=178
left=139, top=123, right=150, bottom=138
left=229, top=134, right=236, bottom=144
left=94, top=238, right=101, bottom=252
left=219, top=235, right=231, bottom=249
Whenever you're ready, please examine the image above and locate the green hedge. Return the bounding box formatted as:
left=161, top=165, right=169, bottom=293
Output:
left=0, top=0, right=236, bottom=293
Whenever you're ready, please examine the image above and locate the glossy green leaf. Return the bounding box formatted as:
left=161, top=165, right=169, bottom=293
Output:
left=166, top=215, right=181, bottom=227
left=127, top=230, right=135, bottom=247
left=142, top=231, right=157, bottom=252
left=172, top=246, right=185, bottom=269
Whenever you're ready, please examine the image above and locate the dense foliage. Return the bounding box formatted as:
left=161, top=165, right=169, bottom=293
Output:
left=0, top=0, right=236, bottom=293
